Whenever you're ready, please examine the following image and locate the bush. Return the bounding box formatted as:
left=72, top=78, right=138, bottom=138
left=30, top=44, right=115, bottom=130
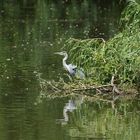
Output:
left=65, top=1, right=140, bottom=87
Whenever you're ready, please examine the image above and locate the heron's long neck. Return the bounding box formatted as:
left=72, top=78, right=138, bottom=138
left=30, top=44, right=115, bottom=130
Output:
left=63, top=53, right=68, bottom=67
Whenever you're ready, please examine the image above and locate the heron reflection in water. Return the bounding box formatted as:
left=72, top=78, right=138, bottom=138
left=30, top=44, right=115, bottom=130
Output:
left=57, top=97, right=84, bottom=125
left=54, top=51, right=85, bottom=79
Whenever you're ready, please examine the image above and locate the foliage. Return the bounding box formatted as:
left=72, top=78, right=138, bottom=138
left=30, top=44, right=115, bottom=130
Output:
left=120, top=0, right=140, bottom=27
left=65, top=1, right=140, bottom=88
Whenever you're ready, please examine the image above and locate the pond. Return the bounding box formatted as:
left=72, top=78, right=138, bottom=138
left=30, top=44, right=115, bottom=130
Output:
left=0, top=0, right=140, bottom=140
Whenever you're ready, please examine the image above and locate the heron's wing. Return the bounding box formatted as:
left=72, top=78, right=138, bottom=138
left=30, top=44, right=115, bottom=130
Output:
left=75, top=68, right=85, bottom=79
left=68, top=64, right=77, bottom=70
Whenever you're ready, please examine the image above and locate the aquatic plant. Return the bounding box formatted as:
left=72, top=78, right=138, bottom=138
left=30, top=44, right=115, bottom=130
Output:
left=65, top=0, right=140, bottom=89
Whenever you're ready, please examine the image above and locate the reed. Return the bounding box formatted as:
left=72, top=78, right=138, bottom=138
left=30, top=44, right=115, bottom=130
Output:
left=65, top=1, right=140, bottom=89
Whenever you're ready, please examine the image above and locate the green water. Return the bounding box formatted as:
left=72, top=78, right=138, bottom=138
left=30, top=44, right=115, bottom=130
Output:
left=0, top=1, right=139, bottom=140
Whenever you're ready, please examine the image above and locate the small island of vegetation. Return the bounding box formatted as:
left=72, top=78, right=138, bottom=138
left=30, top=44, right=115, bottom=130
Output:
left=37, top=0, right=140, bottom=102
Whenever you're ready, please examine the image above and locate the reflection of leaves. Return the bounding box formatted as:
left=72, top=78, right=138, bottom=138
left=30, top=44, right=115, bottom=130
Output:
left=67, top=100, right=140, bottom=139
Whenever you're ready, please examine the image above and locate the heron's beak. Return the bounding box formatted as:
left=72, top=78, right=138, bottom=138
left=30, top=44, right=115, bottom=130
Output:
left=54, top=52, right=62, bottom=55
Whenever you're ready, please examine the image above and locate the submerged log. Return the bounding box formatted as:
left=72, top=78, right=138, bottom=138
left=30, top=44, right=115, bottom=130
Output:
left=37, top=73, right=123, bottom=96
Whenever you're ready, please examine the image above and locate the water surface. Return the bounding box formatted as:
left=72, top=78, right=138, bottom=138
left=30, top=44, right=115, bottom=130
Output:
left=0, top=1, right=139, bottom=140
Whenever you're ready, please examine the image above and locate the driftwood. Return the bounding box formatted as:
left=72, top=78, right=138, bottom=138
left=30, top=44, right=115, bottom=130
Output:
left=35, top=73, right=139, bottom=108
left=37, top=73, right=122, bottom=96
left=72, top=75, right=121, bottom=94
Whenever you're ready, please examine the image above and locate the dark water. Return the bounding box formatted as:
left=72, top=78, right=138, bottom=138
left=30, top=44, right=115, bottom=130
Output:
left=0, top=1, right=140, bottom=140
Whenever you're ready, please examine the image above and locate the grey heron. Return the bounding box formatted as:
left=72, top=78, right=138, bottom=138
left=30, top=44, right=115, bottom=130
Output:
left=55, top=51, right=85, bottom=79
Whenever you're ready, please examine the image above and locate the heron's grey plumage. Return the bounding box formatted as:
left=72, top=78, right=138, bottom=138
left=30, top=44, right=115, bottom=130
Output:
left=55, top=51, right=85, bottom=79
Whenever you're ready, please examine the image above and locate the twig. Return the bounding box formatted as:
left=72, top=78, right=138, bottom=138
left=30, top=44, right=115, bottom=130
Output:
left=111, top=75, right=122, bottom=94
left=46, top=81, right=62, bottom=92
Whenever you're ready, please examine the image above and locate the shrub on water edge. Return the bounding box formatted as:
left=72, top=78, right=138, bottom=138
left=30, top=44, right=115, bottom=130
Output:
left=65, top=1, right=140, bottom=88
